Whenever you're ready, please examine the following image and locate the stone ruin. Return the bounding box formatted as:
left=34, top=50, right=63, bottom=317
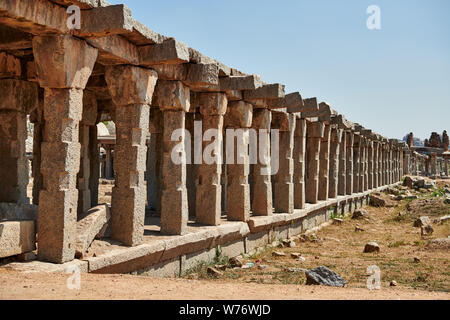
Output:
left=0, top=0, right=439, bottom=275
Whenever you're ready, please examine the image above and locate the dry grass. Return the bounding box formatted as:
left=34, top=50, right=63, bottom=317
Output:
left=184, top=185, right=450, bottom=292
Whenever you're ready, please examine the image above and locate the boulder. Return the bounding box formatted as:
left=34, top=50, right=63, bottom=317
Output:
left=352, top=209, right=371, bottom=220
left=370, top=195, right=386, bottom=207
left=305, top=266, right=347, bottom=287
left=414, top=216, right=431, bottom=228
left=364, top=242, right=380, bottom=253
left=229, top=256, right=243, bottom=268
left=427, top=238, right=450, bottom=250
left=403, top=176, right=414, bottom=189
left=421, top=225, right=434, bottom=236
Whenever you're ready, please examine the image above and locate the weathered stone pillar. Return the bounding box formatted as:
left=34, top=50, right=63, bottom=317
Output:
left=338, top=130, right=347, bottom=196
left=445, top=157, right=449, bottom=176
left=318, top=124, right=331, bottom=201
left=105, top=65, right=157, bottom=245
left=367, top=140, right=373, bottom=189
left=251, top=109, right=273, bottom=215
left=373, top=141, right=379, bottom=188
left=147, top=108, right=163, bottom=215
left=30, top=94, right=44, bottom=205
left=353, top=134, right=361, bottom=193
left=225, top=101, right=253, bottom=221
left=104, top=145, right=113, bottom=179
left=77, top=92, right=97, bottom=215
left=195, top=93, right=227, bottom=225
left=430, top=153, right=437, bottom=176
left=364, top=139, right=370, bottom=191
left=0, top=80, right=37, bottom=205
left=345, top=131, right=354, bottom=195
left=89, top=124, right=99, bottom=208
left=403, top=150, right=411, bottom=175
left=272, top=112, right=295, bottom=214
left=154, top=80, right=190, bottom=235
left=328, top=126, right=342, bottom=199
left=379, top=143, right=384, bottom=186
left=305, top=121, right=324, bottom=203
left=32, top=34, right=97, bottom=263
left=185, top=111, right=197, bottom=219
left=358, top=136, right=366, bottom=192
left=293, top=117, right=307, bottom=209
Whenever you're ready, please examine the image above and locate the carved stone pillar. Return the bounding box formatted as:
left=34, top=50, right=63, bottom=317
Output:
left=305, top=121, right=324, bottom=203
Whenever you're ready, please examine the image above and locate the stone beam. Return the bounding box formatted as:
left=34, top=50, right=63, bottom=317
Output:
left=139, top=39, right=190, bottom=66
left=268, top=92, right=303, bottom=110
left=0, top=25, right=32, bottom=50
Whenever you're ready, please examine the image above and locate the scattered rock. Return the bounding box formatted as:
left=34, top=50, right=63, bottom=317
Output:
left=403, top=176, right=414, bottom=189
left=352, top=209, right=371, bottom=220
left=215, top=264, right=227, bottom=271
left=229, top=256, right=243, bottom=268
left=439, top=215, right=450, bottom=223
left=355, top=225, right=365, bottom=232
left=305, top=266, right=347, bottom=287
left=421, top=225, right=434, bottom=237
left=364, top=242, right=380, bottom=253
left=291, top=253, right=302, bottom=259
left=390, top=280, right=398, bottom=287
left=297, top=257, right=306, bottom=262
left=414, top=216, right=431, bottom=228
left=17, top=251, right=36, bottom=262
left=413, top=257, right=421, bottom=263
left=285, top=267, right=307, bottom=273
left=272, top=251, right=286, bottom=257
left=427, top=238, right=450, bottom=250
left=258, top=264, right=269, bottom=270
left=444, top=198, right=450, bottom=205
left=333, top=218, right=344, bottom=225
left=398, top=211, right=407, bottom=217
left=207, top=267, right=223, bottom=277
left=287, top=241, right=296, bottom=248
left=370, top=195, right=386, bottom=207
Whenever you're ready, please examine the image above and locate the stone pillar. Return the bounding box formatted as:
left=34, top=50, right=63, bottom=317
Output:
left=403, top=150, right=411, bottom=175
left=154, top=80, right=190, bottom=235
left=185, top=111, right=197, bottom=219
left=30, top=95, right=44, bottom=205
left=252, top=109, right=273, bottom=215
left=32, top=34, right=97, bottom=263
left=353, top=134, right=361, bottom=193
left=358, top=137, right=366, bottom=192
left=382, top=144, right=388, bottom=186
left=305, top=121, right=324, bottom=203
left=345, top=131, right=354, bottom=195
left=273, top=112, right=295, bottom=214
left=104, top=145, right=113, bottom=179
left=328, top=126, right=342, bottom=199
left=196, top=93, right=227, bottom=225
left=89, top=124, right=99, bottom=207
left=147, top=108, right=163, bottom=215
left=373, top=142, right=379, bottom=189
left=365, top=140, right=370, bottom=191
left=225, top=101, right=253, bottom=221
left=77, top=92, right=97, bottom=215
left=293, top=117, right=306, bottom=209
left=445, top=157, right=449, bottom=176
left=318, top=124, right=331, bottom=201
left=338, top=130, right=347, bottom=196
left=430, top=153, right=437, bottom=176
left=0, top=81, right=36, bottom=204
left=105, top=65, right=157, bottom=245
left=379, top=144, right=385, bottom=186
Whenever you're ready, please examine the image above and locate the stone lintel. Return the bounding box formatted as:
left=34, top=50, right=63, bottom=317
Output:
left=269, top=92, right=303, bottom=110
left=195, top=92, right=228, bottom=116
left=271, top=110, right=291, bottom=132
left=219, top=75, right=262, bottom=91
left=0, top=79, right=38, bottom=113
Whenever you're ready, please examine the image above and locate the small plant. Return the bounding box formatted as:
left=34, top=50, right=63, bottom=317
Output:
left=388, top=240, right=407, bottom=248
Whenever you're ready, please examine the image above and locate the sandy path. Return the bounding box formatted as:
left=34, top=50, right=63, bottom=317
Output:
left=0, top=270, right=448, bottom=300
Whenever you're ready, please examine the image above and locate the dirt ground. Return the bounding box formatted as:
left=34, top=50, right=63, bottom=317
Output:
left=0, top=269, right=448, bottom=300
left=6, top=177, right=448, bottom=300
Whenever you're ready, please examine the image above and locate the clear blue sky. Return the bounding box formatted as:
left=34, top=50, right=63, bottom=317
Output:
left=109, top=0, right=450, bottom=140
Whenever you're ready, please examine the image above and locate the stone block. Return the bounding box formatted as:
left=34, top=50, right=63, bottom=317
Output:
left=0, top=79, right=38, bottom=113
left=244, top=83, right=285, bottom=101
left=154, top=80, right=190, bottom=112
left=75, top=205, right=111, bottom=258
left=184, top=63, right=220, bottom=91
left=139, top=39, right=190, bottom=66
left=271, top=111, right=290, bottom=131
left=105, top=65, right=158, bottom=106
left=219, top=75, right=262, bottom=91
left=33, top=34, right=98, bottom=89
left=0, top=220, right=36, bottom=258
